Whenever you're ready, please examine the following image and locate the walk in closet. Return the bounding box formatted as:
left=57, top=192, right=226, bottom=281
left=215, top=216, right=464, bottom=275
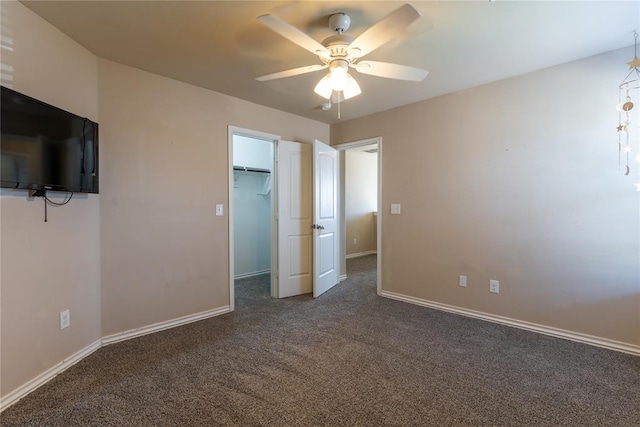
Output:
left=232, top=135, right=273, bottom=279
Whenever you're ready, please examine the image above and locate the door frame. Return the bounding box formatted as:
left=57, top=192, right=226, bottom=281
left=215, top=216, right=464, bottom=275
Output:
left=334, top=137, right=383, bottom=294
left=228, top=126, right=280, bottom=311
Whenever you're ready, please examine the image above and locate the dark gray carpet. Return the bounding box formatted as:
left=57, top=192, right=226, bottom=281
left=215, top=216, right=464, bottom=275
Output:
left=2, top=255, right=639, bottom=426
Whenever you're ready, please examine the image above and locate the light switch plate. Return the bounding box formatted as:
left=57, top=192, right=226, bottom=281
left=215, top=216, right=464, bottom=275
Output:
left=391, top=204, right=401, bottom=215
left=216, top=204, right=223, bottom=216
left=490, top=280, right=500, bottom=294
left=459, top=275, right=467, bottom=288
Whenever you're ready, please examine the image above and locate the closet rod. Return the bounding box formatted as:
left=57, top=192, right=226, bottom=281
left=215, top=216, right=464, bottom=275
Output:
left=233, top=166, right=271, bottom=174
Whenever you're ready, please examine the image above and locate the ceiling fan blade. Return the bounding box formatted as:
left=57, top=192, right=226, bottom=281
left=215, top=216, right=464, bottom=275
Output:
left=256, top=64, right=328, bottom=82
left=258, top=14, right=329, bottom=58
left=349, top=4, right=421, bottom=59
left=353, top=61, right=428, bottom=81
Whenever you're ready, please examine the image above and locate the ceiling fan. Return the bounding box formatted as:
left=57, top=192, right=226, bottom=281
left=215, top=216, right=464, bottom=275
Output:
left=255, top=3, right=429, bottom=102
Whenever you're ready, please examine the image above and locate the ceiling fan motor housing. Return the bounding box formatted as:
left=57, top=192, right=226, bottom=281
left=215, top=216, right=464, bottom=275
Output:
left=321, top=34, right=354, bottom=60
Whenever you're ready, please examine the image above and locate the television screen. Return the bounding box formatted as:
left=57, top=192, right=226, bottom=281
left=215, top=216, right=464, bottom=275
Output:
left=1, top=86, right=99, bottom=193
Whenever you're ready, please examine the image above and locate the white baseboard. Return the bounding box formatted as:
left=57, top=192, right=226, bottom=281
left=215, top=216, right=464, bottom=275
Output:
left=379, top=290, right=640, bottom=356
left=102, top=306, right=230, bottom=346
left=0, top=339, right=102, bottom=412
left=339, top=274, right=347, bottom=282
left=1, top=306, right=231, bottom=413
left=234, top=270, right=270, bottom=280
left=346, top=250, right=377, bottom=260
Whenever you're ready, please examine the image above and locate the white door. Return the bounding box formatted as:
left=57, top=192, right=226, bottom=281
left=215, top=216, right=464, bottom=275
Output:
left=277, top=141, right=313, bottom=298
left=312, top=139, right=339, bottom=298
left=276, top=140, right=339, bottom=299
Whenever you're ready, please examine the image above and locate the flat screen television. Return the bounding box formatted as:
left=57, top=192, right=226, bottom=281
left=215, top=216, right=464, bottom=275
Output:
left=1, top=86, right=99, bottom=194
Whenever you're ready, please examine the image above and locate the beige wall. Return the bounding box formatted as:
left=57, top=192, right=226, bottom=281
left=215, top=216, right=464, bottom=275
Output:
left=345, top=150, right=377, bottom=256
left=98, top=59, right=329, bottom=336
left=332, top=48, right=640, bottom=346
left=0, top=2, right=101, bottom=397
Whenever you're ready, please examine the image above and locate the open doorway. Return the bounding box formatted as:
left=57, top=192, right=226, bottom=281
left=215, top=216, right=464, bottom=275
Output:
left=337, top=137, right=382, bottom=293
left=228, top=127, right=279, bottom=310
left=228, top=129, right=347, bottom=309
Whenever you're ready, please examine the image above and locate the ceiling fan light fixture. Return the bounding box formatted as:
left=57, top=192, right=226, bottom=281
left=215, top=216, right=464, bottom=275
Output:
left=328, top=60, right=349, bottom=91
left=314, top=75, right=333, bottom=99
left=329, top=67, right=348, bottom=91
left=343, top=75, right=361, bottom=100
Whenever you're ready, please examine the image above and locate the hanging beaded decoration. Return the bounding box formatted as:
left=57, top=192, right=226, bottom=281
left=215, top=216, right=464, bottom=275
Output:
left=617, top=87, right=633, bottom=175
left=618, top=31, right=640, bottom=189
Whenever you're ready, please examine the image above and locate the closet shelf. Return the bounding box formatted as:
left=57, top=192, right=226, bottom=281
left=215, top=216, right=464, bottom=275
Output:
left=233, top=166, right=270, bottom=174
left=233, top=166, right=272, bottom=195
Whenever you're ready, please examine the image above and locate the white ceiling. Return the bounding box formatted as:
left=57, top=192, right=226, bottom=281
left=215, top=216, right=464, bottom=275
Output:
left=21, top=1, right=640, bottom=124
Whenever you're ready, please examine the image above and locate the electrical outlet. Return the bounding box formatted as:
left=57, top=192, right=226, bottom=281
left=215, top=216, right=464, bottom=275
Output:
left=215, top=204, right=223, bottom=216
left=459, top=275, right=467, bottom=288
left=489, top=280, right=500, bottom=294
left=60, top=310, right=70, bottom=329
left=353, top=238, right=357, bottom=245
